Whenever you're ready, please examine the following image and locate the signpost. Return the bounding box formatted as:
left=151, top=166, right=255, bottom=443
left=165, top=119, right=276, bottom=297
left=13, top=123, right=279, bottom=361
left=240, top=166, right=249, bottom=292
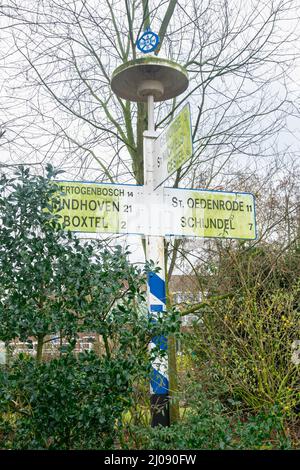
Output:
left=51, top=52, right=258, bottom=428
left=153, top=103, right=193, bottom=189
left=110, top=53, right=257, bottom=428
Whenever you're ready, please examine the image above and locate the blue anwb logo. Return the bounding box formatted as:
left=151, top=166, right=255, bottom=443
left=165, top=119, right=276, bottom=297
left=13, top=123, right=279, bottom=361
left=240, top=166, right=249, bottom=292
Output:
left=136, top=27, right=160, bottom=53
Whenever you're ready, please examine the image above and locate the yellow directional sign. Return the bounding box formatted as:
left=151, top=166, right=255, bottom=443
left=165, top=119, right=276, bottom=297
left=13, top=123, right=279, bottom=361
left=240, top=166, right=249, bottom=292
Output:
left=50, top=181, right=144, bottom=234
left=49, top=181, right=257, bottom=240
left=154, top=103, right=193, bottom=189
left=164, top=188, right=257, bottom=240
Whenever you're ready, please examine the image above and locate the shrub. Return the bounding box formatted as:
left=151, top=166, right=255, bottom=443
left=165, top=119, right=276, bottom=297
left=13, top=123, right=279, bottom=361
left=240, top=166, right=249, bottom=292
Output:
left=186, top=246, right=300, bottom=413
left=0, top=166, right=181, bottom=449
left=0, top=352, right=134, bottom=449
left=124, top=385, right=291, bottom=450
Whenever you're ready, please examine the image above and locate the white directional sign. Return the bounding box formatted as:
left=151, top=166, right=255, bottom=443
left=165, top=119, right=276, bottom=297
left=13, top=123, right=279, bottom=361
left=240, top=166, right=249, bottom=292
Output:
left=51, top=181, right=145, bottom=235
left=153, top=103, right=193, bottom=189
left=164, top=188, right=257, bottom=240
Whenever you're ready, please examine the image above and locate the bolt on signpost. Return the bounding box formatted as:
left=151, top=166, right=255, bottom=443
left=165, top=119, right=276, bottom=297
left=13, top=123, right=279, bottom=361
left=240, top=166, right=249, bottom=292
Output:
left=111, top=36, right=189, bottom=425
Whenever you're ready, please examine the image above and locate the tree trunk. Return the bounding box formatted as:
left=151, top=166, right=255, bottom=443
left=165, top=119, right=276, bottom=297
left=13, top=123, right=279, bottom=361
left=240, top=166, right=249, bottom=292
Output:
left=165, top=241, right=180, bottom=424
left=36, top=334, right=44, bottom=363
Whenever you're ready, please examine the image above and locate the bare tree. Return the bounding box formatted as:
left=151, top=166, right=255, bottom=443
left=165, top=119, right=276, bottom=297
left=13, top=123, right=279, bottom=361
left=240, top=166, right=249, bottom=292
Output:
left=1, top=0, right=300, bottom=422
left=1, top=0, right=299, bottom=266
left=0, top=0, right=298, bottom=179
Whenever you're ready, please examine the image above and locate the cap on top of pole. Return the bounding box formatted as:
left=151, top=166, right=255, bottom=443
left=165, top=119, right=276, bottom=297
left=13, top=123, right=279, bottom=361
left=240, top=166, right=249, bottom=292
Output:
left=111, top=57, right=188, bottom=102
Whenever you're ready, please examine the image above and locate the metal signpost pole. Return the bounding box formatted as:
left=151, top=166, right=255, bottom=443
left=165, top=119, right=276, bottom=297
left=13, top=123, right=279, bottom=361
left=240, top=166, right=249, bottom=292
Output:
left=144, top=95, right=170, bottom=426
left=111, top=54, right=189, bottom=427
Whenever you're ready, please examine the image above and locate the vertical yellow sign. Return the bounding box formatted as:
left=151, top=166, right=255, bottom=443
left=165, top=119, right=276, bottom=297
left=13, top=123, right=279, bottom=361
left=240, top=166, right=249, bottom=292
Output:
left=166, top=104, right=193, bottom=175
left=154, top=103, right=193, bottom=189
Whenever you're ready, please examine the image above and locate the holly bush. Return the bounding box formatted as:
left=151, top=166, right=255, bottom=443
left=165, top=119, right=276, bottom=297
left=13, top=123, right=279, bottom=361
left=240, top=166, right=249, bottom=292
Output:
left=0, top=166, right=180, bottom=449
left=0, top=352, right=135, bottom=449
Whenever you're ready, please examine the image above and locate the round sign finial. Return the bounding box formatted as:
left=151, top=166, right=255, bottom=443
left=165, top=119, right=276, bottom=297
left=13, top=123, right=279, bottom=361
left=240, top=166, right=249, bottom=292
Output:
left=136, top=27, right=160, bottom=54
left=111, top=57, right=189, bottom=102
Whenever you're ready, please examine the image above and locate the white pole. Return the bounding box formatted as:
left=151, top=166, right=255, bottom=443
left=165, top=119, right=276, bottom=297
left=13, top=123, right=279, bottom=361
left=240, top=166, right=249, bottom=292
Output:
left=147, top=95, right=155, bottom=132
left=144, top=95, right=169, bottom=427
